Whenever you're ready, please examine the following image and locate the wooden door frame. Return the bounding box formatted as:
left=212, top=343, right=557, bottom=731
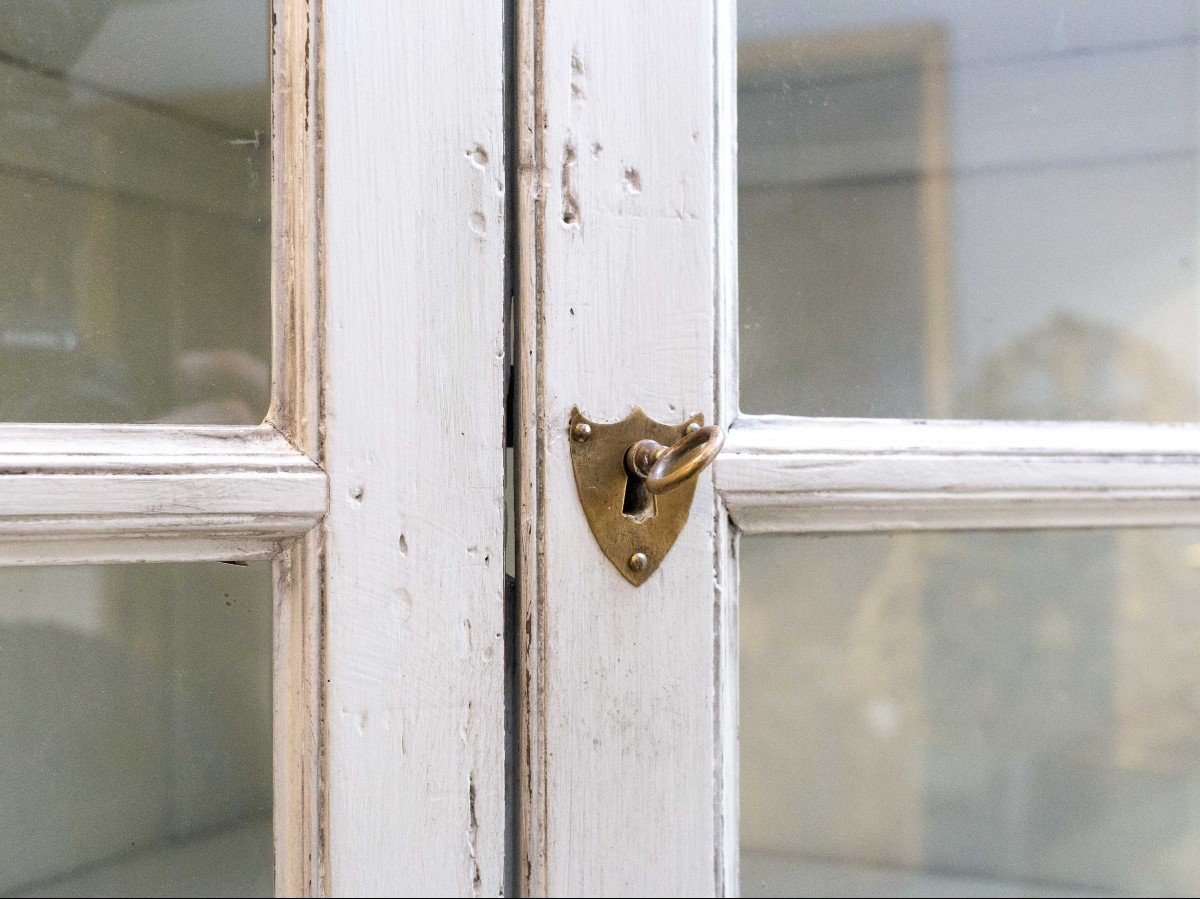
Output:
left=516, top=4, right=1200, bottom=897
left=274, top=1, right=510, bottom=894
left=0, top=2, right=510, bottom=895
left=26, top=4, right=1200, bottom=894
left=515, top=2, right=738, bottom=894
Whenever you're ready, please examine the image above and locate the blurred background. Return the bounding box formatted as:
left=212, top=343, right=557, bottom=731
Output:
left=738, top=2, right=1200, bottom=896
left=0, top=0, right=270, bottom=425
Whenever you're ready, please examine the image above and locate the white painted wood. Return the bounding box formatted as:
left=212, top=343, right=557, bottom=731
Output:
left=0, top=424, right=322, bottom=564
left=559, top=4, right=1200, bottom=896
left=720, top=415, right=1200, bottom=533
left=516, top=1, right=730, bottom=894
left=0, top=1, right=507, bottom=894
left=322, top=2, right=507, bottom=895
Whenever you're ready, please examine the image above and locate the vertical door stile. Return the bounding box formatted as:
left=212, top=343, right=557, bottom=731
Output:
left=320, top=2, right=509, bottom=894
left=270, top=0, right=326, bottom=894
left=713, top=1, right=740, bottom=894
left=516, top=2, right=732, bottom=894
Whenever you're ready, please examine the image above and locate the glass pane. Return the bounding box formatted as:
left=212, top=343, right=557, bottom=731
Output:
left=0, top=1, right=270, bottom=423
left=741, top=529, right=1200, bottom=897
left=739, top=1, right=1200, bottom=421
left=0, top=562, right=272, bottom=897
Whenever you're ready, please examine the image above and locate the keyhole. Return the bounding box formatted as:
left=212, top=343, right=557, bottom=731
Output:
left=622, top=473, right=656, bottom=521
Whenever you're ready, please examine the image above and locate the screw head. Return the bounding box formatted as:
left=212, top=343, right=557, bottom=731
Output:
left=572, top=422, right=592, bottom=442
left=686, top=421, right=701, bottom=434
left=628, top=552, right=649, bottom=572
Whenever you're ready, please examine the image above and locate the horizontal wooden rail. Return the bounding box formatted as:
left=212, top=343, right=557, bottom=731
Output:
left=717, top=415, right=1200, bottom=534
left=0, top=423, right=326, bottom=564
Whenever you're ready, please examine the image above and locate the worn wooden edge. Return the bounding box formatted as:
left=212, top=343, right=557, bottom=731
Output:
left=719, top=415, right=1200, bottom=534
left=514, top=0, right=548, bottom=893
left=267, top=0, right=328, bottom=895
left=273, top=524, right=326, bottom=899
left=0, top=534, right=286, bottom=566
left=712, top=0, right=738, bottom=894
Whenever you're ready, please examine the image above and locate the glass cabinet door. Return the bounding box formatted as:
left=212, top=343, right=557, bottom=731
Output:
left=737, top=2, right=1200, bottom=896
left=0, top=3, right=274, bottom=894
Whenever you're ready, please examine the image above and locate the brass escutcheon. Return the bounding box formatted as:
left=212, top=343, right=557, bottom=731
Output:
left=568, top=406, right=725, bottom=586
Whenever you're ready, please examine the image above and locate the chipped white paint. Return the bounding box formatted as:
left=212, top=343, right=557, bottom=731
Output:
left=719, top=415, right=1200, bottom=533
left=268, top=0, right=327, bottom=893
left=516, top=1, right=733, bottom=894
left=323, top=1, right=507, bottom=895
left=0, top=1, right=506, bottom=894
left=516, top=2, right=1200, bottom=896
left=0, top=424, right=322, bottom=564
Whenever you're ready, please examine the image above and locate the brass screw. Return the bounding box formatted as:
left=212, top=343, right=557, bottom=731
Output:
left=628, top=552, right=648, bottom=572
left=686, top=421, right=701, bottom=434
left=572, top=422, right=592, bottom=442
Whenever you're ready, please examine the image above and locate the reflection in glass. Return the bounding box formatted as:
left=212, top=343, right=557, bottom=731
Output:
left=739, top=0, right=1200, bottom=421
left=0, top=562, right=272, bottom=896
left=741, top=529, right=1200, bottom=897
left=0, top=1, right=271, bottom=423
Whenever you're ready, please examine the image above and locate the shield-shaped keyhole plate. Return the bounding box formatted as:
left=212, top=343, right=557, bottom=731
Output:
left=568, top=406, right=703, bottom=586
